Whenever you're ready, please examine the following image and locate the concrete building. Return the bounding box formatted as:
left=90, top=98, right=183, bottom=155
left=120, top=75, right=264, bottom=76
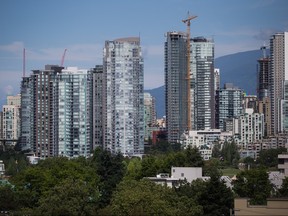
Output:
left=103, top=37, right=144, bottom=156
left=214, top=68, right=220, bottom=92
left=234, top=198, right=288, bottom=216
left=0, top=112, right=2, bottom=140
left=258, top=97, right=271, bottom=137
left=57, top=67, right=92, bottom=158
left=2, top=94, right=21, bottom=145
left=191, top=36, right=215, bottom=130
left=257, top=51, right=270, bottom=100
left=278, top=153, right=288, bottom=177
left=20, top=77, right=31, bottom=150
left=171, top=167, right=203, bottom=182
left=281, top=80, right=288, bottom=132
left=147, top=167, right=208, bottom=188
left=91, top=65, right=104, bottom=151
left=245, top=134, right=288, bottom=158
left=243, top=95, right=258, bottom=113
left=179, top=129, right=234, bottom=160
left=0, top=160, right=5, bottom=176
left=165, top=31, right=188, bottom=143
left=238, top=109, right=264, bottom=149
left=144, top=92, right=157, bottom=141
left=270, top=32, right=288, bottom=134
left=20, top=65, right=93, bottom=158
left=215, top=83, right=243, bottom=131
left=28, top=65, right=63, bottom=158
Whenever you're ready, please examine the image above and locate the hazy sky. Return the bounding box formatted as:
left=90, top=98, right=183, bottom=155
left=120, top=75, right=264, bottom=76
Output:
left=0, top=0, right=287, bottom=101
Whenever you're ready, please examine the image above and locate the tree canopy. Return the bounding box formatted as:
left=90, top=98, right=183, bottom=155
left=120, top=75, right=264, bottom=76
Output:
left=102, top=179, right=203, bottom=216
left=233, top=168, right=273, bottom=205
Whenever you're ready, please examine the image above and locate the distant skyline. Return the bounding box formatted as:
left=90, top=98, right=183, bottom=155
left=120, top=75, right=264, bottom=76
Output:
left=1, top=0, right=288, bottom=101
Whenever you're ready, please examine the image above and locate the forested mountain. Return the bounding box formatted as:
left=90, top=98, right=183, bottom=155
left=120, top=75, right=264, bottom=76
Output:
left=146, top=49, right=264, bottom=118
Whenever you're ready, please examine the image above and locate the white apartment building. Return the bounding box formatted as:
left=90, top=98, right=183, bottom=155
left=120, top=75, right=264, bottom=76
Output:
left=2, top=94, right=21, bottom=144
left=238, top=108, right=264, bottom=149
left=179, top=129, right=234, bottom=160
left=103, top=37, right=144, bottom=156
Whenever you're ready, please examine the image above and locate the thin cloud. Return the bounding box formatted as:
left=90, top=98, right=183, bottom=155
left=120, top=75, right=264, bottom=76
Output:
left=0, top=41, right=24, bottom=55
left=253, top=29, right=279, bottom=41
left=215, top=28, right=258, bottom=38
left=249, top=0, right=276, bottom=9
left=26, top=43, right=102, bottom=62
left=215, top=41, right=261, bottom=58
left=142, top=45, right=164, bottom=57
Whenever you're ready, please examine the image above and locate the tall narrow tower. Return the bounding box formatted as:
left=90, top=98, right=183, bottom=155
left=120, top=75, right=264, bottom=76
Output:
left=257, top=45, right=270, bottom=100
left=270, top=32, right=288, bottom=134
left=257, top=45, right=271, bottom=136
left=103, top=37, right=144, bottom=156
left=190, top=36, right=215, bottom=130
left=165, top=31, right=188, bottom=143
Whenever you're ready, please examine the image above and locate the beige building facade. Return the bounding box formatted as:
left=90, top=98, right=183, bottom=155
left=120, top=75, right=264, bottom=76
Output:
left=234, top=198, right=288, bottom=216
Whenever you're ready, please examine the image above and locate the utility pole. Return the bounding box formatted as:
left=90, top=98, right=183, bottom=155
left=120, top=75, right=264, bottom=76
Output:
left=182, top=12, right=197, bottom=131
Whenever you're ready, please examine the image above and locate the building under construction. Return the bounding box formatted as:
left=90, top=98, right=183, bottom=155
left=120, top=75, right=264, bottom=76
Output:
left=165, top=31, right=188, bottom=143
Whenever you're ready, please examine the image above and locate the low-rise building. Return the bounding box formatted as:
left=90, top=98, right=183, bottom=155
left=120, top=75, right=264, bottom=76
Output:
left=179, top=129, right=234, bottom=160
left=146, top=167, right=209, bottom=188
left=234, top=198, right=288, bottom=216
left=246, top=135, right=288, bottom=158
left=278, top=153, right=288, bottom=177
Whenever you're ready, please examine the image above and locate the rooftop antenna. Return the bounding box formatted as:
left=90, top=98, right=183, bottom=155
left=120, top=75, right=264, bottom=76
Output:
left=182, top=11, right=197, bottom=131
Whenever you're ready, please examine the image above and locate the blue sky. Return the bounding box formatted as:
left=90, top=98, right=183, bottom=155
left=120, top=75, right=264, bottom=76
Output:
left=0, top=0, right=288, bottom=101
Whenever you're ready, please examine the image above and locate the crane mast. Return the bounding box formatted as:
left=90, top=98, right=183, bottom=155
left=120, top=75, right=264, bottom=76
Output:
left=182, top=13, right=197, bottom=131
left=61, top=49, right=67, bottom=67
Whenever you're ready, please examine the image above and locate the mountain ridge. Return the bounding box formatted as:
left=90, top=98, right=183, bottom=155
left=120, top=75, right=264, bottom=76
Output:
left=145, top=49, right=263, bottom=118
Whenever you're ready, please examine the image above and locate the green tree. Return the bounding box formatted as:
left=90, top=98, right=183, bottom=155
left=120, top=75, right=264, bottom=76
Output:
left=184, top=146, right=204, bottom=167
left=148, top=141, right=181, bottom=154
left=0, top=184, right=17, bottom=211
left=11, top=157, right=100, bottom=210
left=141, top=155, right=159, bottom=177
left=200, top=169, right=234, bottom=216
left=0, top=149, right=29, bottom=176
left=233, top=168, right=273, bottom=205
left=242, top=156, right=256, bottom=169
left=104, top=179, right=203, bottom=216
left=176, top=169, right=233, bottom=216
left=257, top=147, right=287, bottom=168
left=278, top=177, right=288, bottom=197
left=212, top=142, right=221, bottom=158
left=124, top=157, right=142, bottom=180
left=221, top=140, right=239, bottom=167
left=33, top=179, right=99, bottom=216
left=91, top=148, right=125, bottom=207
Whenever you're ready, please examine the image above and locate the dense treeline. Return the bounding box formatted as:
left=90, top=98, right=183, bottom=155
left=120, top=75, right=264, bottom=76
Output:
left=0, top=144, right=288, bottom=215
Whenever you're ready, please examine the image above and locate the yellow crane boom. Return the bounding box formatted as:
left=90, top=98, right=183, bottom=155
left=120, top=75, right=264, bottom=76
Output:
left=182, top=13, right=197, bottom=131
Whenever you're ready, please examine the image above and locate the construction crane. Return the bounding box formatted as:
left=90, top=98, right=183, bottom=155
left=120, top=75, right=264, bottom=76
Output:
left=60, top=48, right=67, bottom=67
left=182, top=12, right=197, bottom=131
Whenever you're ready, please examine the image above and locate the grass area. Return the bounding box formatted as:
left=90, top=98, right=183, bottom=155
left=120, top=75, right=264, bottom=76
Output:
left=221, top=168, right=241, bottom=177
